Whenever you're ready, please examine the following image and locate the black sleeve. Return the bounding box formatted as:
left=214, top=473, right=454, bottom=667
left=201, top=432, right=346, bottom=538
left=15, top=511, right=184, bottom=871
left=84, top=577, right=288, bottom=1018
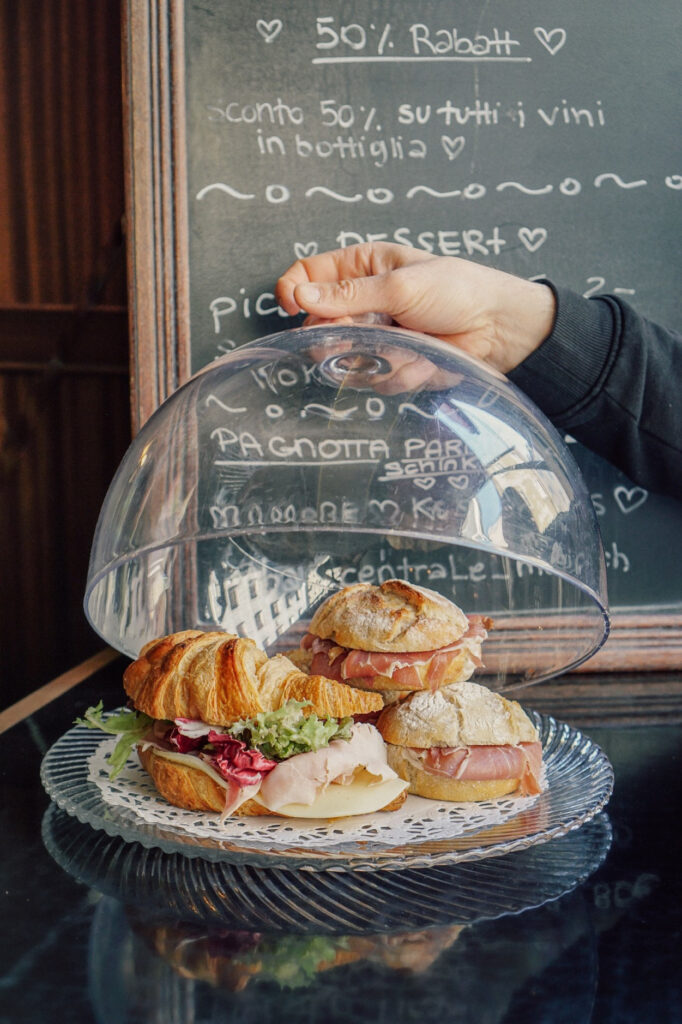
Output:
left=508, top=282, right=682, bottom=501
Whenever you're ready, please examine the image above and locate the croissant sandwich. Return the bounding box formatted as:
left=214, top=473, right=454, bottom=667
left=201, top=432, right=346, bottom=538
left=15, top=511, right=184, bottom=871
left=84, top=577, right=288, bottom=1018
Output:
left=131, top=916, right=466, bottom=992
left=77, top=630, right=408, bottom=819
left=376, top=681, right=543, bottom=802
left=293, top=579, right=492, bottom=694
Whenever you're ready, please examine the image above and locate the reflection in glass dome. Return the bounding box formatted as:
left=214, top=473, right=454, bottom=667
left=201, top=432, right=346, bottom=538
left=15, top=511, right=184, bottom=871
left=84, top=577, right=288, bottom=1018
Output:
left=84, top=324, right=608, bottom=689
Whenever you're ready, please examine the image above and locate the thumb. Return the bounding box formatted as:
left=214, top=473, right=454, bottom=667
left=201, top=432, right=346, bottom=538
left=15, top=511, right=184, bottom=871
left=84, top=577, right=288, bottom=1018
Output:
left=294, top=275, right=386, bottom=318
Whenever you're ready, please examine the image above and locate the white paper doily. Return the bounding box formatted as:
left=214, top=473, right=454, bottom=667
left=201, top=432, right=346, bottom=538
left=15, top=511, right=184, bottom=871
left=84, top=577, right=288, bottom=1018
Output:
left=41, top=714, right=614, bottom=869
left=88, top=737, right=544, bottom=848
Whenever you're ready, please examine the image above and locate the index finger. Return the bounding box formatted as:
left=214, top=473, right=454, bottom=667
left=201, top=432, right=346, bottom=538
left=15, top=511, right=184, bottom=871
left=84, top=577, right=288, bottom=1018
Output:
left=275, top=242, right=435, bottom=315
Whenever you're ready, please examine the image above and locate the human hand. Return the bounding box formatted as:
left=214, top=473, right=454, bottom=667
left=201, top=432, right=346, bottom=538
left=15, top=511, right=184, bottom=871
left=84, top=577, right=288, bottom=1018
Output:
left=275, top=242, right=556, bottom=374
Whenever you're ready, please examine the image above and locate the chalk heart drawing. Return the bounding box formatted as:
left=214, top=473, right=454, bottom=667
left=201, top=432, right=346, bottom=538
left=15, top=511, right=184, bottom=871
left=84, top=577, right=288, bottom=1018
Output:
left=441, top=136, right=466, bottom=161
left=614, top=485, right=648, bottom=514
left=447, top=475, right=469, bottom=490
left=534, top=27, right=567, bottom=56
left=518, top=227, right=547, bottom=253
left=294, top=241, right=318, bottom=260
left=414, top=477, right=436, bottom=491
left=256, top=19, right=282, bottom=44
left=371, top=500, right=400, bottom=523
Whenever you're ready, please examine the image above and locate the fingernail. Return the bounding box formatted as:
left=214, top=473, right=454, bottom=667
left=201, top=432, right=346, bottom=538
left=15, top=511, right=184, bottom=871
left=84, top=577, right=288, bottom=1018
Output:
left=297, top=284, right=321, bottom=306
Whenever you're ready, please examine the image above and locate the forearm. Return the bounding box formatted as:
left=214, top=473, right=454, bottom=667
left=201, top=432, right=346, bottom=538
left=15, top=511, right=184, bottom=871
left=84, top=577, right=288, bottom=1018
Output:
left=275, top=243, right=681, bottom=499
left=509, top=283, right=682, bottom=500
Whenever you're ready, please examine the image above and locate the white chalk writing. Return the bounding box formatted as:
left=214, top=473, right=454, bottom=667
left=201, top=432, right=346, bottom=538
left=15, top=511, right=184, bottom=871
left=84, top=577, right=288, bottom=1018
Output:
left=211, top=427, right=390, bottom=463
left=196, top=171, right=667, bottom=206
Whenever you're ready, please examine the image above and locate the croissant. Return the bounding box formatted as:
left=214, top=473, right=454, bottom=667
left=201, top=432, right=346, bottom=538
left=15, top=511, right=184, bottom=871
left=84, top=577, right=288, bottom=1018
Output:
left=123, top=630, right=383, bottom=725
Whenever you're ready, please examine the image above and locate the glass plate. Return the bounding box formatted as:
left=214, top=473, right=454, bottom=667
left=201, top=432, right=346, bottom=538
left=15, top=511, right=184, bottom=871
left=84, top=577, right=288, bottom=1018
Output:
left=42, top=803, right=612, bottom=932
left=40, top=712, right=613, bottom=871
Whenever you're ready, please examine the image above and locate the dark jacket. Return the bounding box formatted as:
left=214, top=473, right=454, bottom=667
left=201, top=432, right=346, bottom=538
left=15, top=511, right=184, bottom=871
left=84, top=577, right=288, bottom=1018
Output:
left=509, top=283, right=682, bottom=500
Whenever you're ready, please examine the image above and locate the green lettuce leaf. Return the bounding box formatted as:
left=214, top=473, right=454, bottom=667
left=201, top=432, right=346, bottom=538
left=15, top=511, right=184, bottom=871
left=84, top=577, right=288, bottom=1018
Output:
left=74, top=698, right=352, bottom=778
left=75, top=700, right=159, bottom=779
left=227, top=700, right=352, bottom=760
left=237, top=935, right=347, bottom=989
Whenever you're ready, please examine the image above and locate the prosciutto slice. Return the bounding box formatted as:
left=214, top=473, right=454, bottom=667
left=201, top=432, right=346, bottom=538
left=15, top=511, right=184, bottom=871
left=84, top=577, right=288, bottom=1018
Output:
left=422, top=741, right=543, bottom=796
left=302, top=615, right=490, bottom=690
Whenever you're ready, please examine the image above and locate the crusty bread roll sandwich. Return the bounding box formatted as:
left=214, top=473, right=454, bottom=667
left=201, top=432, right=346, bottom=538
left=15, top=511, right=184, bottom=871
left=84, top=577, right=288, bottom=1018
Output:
left=377, top=681, right=543, bottom=801
left=295, top=579, right=491, bottom=694
left=77, top=630, right=408, bottom=819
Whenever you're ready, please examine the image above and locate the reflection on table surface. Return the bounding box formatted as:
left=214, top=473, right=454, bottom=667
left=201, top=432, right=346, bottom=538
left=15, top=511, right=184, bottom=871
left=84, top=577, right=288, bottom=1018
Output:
left=40, top=804, right=611, bottom=1023
left=88, top=893, right=597, bottom=1024
left=0, top=663, right=681, bottom=1023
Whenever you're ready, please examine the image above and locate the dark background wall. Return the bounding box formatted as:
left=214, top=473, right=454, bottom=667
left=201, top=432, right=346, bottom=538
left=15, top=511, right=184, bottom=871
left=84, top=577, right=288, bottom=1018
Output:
left=0, top=0, right=131, bottom=706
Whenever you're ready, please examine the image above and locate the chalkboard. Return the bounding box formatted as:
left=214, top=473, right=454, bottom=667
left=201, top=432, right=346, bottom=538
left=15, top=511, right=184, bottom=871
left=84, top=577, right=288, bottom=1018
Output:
left=123, top=0, right=682, bottom=669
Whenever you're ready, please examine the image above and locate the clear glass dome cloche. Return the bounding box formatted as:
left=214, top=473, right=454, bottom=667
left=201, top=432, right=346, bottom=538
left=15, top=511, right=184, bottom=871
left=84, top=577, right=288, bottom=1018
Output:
left=84, top=323, right=609, bottom=690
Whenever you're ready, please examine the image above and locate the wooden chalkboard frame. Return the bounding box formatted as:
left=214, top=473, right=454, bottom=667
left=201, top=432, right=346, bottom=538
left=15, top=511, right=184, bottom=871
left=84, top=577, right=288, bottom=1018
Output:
left=121, top=0, right=682, bottom=673
left=123, top=0, right=191, bottom=430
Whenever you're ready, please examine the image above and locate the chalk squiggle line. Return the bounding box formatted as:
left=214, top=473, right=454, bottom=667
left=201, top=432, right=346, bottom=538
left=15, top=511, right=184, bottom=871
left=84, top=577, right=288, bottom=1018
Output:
left=664, top=175, right=682, bottom=190
left=206, top=394, right=247, bottom=413
left=301, top=403, right=358, bottom=420
left=196, top=183, right=255, bottom=200
left=406, top=186, right=462, bottom=199
left=305, top=186, right=363, bottom=202
left=497, top=181, right=553, bottom=195
left=594, top=174, right=647, bottom=189
left=397, top=402, right=438, bottom=419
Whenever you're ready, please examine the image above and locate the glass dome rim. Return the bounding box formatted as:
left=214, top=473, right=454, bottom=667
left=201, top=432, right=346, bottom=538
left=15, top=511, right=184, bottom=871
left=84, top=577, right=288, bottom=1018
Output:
left=84, top=527, right=610, bottom=633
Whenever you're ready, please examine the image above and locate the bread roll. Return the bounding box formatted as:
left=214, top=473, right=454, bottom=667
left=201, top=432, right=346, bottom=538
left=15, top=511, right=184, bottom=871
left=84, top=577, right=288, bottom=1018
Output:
left=123, top=631, right=383, bottom=725
left=385, top=746, right=521, bottom=802
left=377, top=682, right=538, bottom=748
left=377, top=682, right=541, bottom=802
left=308, top=579, right=469, bottom=652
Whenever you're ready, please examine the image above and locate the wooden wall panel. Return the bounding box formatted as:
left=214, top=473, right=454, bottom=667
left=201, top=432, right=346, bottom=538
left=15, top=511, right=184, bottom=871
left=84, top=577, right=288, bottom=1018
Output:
left=0, top=0, right=126, bottom=307
left=0, top=0, right=131, bottom=706
left=0, top=371, right=61, bottom=691
left=0, top=335, right=130, bottom=704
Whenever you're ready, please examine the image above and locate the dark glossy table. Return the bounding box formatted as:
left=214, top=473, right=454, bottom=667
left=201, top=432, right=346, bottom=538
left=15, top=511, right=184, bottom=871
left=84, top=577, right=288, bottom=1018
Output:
left=1, top=659, right=680, bottom=1024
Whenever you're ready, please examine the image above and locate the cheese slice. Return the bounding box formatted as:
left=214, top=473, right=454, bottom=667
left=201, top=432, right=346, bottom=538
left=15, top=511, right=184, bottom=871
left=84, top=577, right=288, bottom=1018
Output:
left=141, top=745, right=231, bottom=787
left=254, top=774, right=408, bottom=819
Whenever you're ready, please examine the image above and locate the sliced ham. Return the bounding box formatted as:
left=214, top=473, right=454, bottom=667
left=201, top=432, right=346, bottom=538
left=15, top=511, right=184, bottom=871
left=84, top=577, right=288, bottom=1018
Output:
left=422, top=741, right=543, bottom=796
left=302, top=615, right=490, bottom=691
left=258, top=722, right=398, bottom=810
left=307, top=637, right=347, bottom=681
